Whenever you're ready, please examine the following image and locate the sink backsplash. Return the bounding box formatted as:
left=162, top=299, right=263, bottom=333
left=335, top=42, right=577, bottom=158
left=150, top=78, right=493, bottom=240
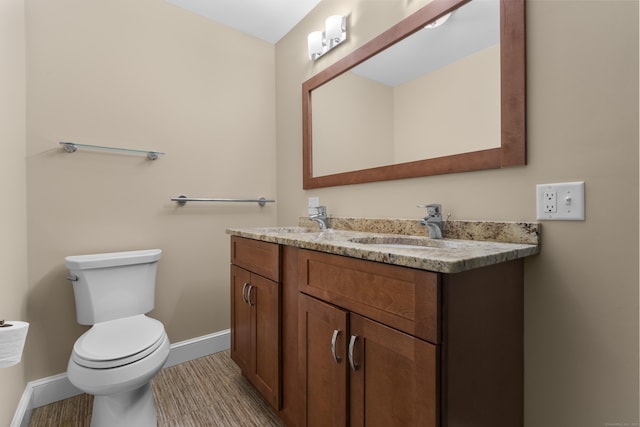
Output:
left=298, top=217, right=540, bottom=246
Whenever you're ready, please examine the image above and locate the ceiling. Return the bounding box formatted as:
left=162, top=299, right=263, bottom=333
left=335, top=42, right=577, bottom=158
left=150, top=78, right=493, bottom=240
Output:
left=165, top=0, right=322, bottom=44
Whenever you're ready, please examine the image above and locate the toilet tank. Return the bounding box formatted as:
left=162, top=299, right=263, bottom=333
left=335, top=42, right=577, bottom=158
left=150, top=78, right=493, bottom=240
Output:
left=65, top=249, right=162, bottom=325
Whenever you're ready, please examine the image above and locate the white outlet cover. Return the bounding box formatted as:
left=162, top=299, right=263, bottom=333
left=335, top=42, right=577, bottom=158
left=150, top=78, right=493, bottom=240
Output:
left=536, top=182, right=585, bottom=220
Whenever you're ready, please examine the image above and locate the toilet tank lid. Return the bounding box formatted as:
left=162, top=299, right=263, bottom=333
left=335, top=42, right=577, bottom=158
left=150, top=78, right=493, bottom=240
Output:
left=65, top=249, right=162, bottom=270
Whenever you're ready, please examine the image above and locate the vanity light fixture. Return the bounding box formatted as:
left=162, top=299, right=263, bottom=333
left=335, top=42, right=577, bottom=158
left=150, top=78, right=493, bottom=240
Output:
left=425, top=12, right=453, bottom=29
left=307, top=15, right=347, bottom=61
left=308, top=31, right=325, bottom=60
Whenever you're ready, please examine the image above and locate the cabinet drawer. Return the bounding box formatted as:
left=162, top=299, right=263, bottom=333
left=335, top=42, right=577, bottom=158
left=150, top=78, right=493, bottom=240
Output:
left=231, top=236, right=280, bottom=282
left=298, top=249, right=440, bottom=343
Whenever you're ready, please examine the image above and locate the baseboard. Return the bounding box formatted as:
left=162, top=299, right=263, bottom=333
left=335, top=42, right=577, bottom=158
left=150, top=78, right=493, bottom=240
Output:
left=164, top=328, right=230, bottom=368
left=10, top=329, right=230, bottom=427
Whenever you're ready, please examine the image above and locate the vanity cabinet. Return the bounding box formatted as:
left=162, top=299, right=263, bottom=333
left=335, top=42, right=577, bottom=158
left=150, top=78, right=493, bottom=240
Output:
left=230, top=235, right=526, bottom=427
left=296, top=248, right=524, bottom=427
left=230, top=237, right=280, bottom=410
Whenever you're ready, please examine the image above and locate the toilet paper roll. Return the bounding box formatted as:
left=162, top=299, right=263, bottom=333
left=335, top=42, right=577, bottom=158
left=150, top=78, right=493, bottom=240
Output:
left=0, top=321, right=29, bottom=368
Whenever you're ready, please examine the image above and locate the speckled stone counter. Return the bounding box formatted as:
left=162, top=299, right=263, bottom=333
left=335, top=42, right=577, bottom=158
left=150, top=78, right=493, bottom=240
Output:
left=226, top=217, right=540, bottom=274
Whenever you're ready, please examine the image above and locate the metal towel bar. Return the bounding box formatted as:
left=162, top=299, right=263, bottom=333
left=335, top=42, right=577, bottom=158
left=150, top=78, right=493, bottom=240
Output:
left=171, top=195, right=275, bottom=207
left=60, top=142, right=164, bottom=160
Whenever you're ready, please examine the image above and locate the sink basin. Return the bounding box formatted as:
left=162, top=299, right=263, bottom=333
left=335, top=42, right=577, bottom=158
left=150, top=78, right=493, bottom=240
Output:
left=349, top=235, right=464, bottom=250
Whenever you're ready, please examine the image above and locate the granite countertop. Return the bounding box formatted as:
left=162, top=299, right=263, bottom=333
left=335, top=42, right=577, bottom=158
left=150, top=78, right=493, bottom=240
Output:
left=226, top=217, right=540, bottom=274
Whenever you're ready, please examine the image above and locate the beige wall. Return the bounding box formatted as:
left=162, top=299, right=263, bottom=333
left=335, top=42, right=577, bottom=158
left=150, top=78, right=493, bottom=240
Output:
left=25, top=0, right=277, bottom=380
left=276, top=0, right=639, bottom=425
left=0, top=0, right=28, bottom=425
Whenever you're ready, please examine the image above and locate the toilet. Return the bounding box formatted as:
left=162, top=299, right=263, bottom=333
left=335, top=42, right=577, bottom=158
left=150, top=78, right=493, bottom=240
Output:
left=65, top=249, right=170, bottom=427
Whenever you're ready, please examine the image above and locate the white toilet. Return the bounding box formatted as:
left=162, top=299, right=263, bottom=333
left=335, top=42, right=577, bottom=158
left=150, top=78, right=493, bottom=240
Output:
left=65, top=249, right=170, bottom=427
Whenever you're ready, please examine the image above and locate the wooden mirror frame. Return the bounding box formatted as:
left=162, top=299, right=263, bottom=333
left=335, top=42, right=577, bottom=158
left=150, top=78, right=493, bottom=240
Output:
left=302, top=0, right=525, bottom=189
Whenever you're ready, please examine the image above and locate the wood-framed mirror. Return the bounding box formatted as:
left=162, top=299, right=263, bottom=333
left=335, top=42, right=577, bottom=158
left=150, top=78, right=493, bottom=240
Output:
left=302, top=0, right=525, bottom=189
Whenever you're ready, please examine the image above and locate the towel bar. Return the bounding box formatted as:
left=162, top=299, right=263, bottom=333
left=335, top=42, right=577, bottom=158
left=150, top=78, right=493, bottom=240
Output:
left=171, top=195, right=275, bottom=207
left=60, top=142, right=164, bottom=160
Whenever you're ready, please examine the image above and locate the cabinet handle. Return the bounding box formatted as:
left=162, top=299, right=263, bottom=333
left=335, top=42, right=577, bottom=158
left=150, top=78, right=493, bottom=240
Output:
left=241, top=282, right=250, bottom=304
left=247, top=285, right=255, bottom=306
left=331, top=329, right=342, bottom=364
left=348, top=335, right=359, bottom=371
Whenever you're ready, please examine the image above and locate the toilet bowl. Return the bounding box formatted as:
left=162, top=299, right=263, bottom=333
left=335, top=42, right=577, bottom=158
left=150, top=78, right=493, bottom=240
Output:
left=65, top=249, right=169, bottom=427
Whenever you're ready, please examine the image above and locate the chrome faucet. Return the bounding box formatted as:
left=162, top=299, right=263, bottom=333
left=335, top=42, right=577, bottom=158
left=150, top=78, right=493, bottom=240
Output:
left=419, top=204, right=443, bottom=239
left=309, top=206, right=329, bottom=230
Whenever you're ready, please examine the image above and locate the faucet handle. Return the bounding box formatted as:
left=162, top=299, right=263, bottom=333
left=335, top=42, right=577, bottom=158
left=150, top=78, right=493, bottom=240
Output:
left=417, top=204, right=442, bottom=219
left=311, top=205, right=326, bottom=215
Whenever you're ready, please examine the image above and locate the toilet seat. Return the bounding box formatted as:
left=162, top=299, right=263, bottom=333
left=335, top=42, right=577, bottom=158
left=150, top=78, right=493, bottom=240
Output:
left=72, top=315, right=166, bottom=369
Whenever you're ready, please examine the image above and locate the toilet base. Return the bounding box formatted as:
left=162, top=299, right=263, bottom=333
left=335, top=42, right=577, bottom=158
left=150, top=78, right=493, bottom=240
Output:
left=91, top=383, right=157, bottom=427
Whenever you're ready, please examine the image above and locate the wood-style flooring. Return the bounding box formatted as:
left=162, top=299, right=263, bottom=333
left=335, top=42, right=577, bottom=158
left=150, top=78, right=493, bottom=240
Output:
left=29, top=350, right=284, bottom=426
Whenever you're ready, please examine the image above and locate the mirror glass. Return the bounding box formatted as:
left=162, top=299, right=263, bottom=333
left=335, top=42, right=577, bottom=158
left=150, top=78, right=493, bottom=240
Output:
left=312, top=0, right=499, bottom=176
left=302, top=0, right=525, bottom=189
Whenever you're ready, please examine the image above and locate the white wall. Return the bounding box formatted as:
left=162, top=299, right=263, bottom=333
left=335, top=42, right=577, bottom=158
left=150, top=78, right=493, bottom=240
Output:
left=275, top=0, right=639, bottom=425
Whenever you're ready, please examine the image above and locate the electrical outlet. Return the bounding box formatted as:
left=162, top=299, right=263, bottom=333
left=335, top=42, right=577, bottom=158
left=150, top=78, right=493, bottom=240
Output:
left=536, top=182, right=585, bottom=220
left=543, top=190, right=557, bottom=213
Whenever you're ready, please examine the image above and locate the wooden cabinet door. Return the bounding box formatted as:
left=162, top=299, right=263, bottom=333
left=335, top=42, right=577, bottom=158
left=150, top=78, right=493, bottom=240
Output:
left=230, top=265, right=280, bottom=409
left=299, top=294, right=348, bottom=427
left=349, top=313, right=439, bottom=427
left=249, top=273, right=280, bottom=409
left=230, top=265, right=251, bottom=374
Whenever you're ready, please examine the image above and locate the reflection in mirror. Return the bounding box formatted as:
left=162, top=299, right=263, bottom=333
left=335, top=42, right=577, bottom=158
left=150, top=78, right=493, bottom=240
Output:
left=312, top=0, right=500, bottom=176
left=302, top=0, right=525, bottom=189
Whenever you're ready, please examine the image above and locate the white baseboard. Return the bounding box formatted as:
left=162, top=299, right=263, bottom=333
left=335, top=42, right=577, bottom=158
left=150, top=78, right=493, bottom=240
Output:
left=164, top=329, right=230, bottom=368
left=10, top=329, right=230, bottom=427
